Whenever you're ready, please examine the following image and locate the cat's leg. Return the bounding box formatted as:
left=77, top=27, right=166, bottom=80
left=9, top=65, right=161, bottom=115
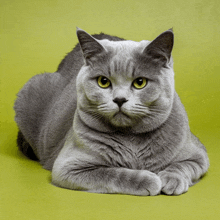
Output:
left=52, top=145, right=162, bottom=196
left=158, top=147, right=209, bottom=195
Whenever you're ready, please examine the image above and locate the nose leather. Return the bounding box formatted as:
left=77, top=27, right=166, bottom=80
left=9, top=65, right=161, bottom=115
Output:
left=113, top=97, right=128, bottom=107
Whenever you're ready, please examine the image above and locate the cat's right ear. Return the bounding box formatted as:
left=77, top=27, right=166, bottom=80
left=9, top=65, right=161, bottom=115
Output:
left=76, top=28, right=106, bottom=65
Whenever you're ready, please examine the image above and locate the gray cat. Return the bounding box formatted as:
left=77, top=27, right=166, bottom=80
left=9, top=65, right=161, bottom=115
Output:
left=14, top=28, right=209, bottom=196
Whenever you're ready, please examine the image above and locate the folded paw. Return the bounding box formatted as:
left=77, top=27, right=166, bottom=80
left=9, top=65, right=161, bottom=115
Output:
left=130, top=170, right=162, bottom=196
left=158, top=171, right=189, bottom=195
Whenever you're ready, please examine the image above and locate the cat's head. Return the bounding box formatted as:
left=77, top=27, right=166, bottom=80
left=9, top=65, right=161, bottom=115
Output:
left=75, top=28, right=175, bottom=133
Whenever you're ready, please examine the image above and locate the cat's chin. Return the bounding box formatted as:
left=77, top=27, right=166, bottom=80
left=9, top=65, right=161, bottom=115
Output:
left=110, top=112, right=134, bottom=128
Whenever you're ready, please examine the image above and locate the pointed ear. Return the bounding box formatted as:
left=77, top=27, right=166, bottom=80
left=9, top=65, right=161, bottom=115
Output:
left=76, top=28, right=106, bottom=64
left=142, top=29, right=174, bottom=67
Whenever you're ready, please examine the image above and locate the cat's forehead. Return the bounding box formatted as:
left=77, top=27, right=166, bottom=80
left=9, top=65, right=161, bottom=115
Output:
left=96, top=39, right=153, bottom=77
left=99, top=39, right=150, bottom=53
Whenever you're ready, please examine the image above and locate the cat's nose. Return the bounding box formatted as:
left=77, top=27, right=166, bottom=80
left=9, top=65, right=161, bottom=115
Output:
left=113, top=97, right=128, bottom=108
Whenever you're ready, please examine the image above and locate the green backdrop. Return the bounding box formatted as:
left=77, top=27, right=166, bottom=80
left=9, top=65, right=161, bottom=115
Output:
left=1, top=0, right=220, bottom=219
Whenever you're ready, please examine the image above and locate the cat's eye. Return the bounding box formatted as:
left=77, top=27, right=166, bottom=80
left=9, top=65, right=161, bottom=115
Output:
left=97, top=76, right=111, bottom=88
left=133, top=77, right=147, bottom=89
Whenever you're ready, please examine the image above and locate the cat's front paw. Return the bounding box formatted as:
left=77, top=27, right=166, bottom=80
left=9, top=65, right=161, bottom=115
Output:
left=133, top=171, right=162, bottom=196
left=158, top=171, right=188, bottom=195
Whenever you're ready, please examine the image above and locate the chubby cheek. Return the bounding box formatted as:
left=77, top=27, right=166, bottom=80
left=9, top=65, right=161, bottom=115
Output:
left=139, top=83, right=161, bottom=105
left=84, top=81, right=108, bottom=104
left=155, top=90, right=173, bottom=110
left=155, top=76, right=174, bottom=109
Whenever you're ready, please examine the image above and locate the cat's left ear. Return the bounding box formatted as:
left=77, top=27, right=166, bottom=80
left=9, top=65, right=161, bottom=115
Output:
left=142, top=29, right=174, bottom=67
left=76, top=28, right=106, bottom=65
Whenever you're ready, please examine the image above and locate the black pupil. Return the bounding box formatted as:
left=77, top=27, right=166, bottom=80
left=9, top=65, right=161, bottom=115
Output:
left=136, top=78, right=143, bottom=85
left=101, top=77, right=108, bottom=85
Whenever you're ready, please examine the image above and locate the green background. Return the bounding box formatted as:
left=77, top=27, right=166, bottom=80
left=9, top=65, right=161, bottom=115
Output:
left=1, top=0, right=220, bottom=219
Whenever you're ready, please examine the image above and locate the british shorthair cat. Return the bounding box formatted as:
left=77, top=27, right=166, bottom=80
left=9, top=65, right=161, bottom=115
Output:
left=14, top=28, right=209, bottom=195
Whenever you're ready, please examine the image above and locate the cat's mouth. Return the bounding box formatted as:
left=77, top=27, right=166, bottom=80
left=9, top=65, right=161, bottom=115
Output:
left=111, top=110, right=133, bottom=127
left=113, top=109, right=130, bottom=118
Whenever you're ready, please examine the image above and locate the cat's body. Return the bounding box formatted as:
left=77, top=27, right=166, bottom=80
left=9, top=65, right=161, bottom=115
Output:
left=14, top=29, right=209, bottom=195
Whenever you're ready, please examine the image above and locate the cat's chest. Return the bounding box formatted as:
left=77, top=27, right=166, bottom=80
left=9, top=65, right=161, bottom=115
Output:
left=90, top=132, right=168, bottom=172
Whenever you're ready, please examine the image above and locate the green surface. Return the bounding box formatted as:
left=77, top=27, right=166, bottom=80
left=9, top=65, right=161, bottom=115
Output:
left=1, top=0, right=220, bottom=219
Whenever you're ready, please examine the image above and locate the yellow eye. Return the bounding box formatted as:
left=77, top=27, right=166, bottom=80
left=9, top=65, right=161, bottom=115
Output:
left=133, top=77, right=147, bottom=89
left=97, top=76, right=111, bottom=88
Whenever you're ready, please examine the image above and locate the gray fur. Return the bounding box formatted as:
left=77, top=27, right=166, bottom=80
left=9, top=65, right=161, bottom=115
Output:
left=14, top=29, right=209, bottom=195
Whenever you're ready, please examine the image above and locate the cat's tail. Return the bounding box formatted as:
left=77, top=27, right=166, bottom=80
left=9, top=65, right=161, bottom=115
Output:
left=17, top=130, right=39, bottom=161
